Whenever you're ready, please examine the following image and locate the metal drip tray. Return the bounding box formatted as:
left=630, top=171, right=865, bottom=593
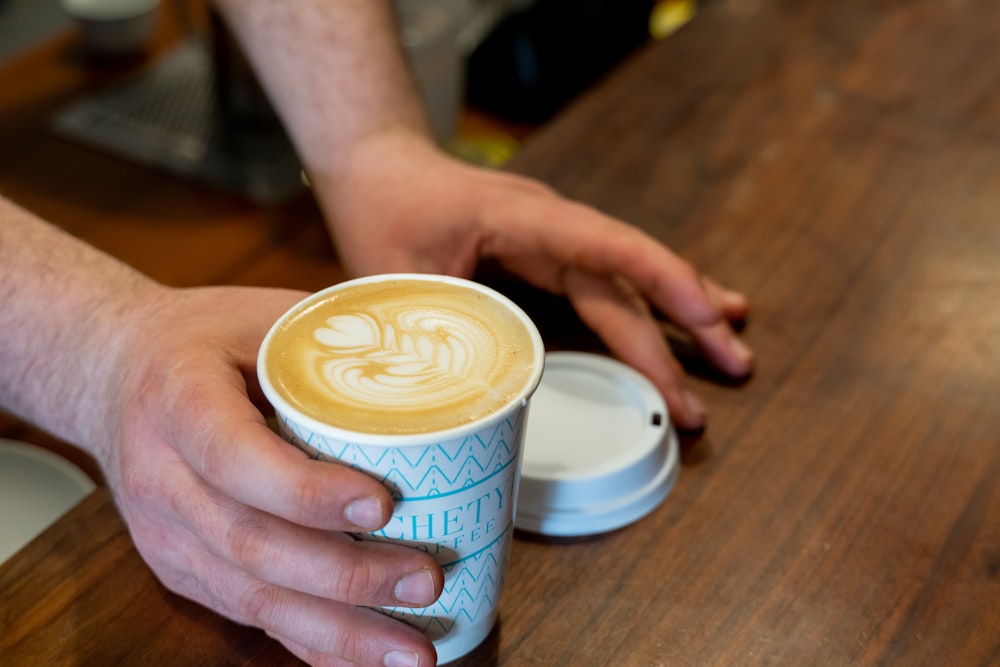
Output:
left=52, top=39, right=303, bottom=204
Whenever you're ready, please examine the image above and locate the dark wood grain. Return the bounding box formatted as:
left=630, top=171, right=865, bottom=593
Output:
left=2, top=0, right=999, bottom=665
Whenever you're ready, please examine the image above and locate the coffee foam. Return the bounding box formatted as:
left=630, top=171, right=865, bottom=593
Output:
left=263, top=278, right=540, bottom=435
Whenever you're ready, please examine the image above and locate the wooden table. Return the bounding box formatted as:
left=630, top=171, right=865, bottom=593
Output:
left=3, top=0, right=999, bottom=664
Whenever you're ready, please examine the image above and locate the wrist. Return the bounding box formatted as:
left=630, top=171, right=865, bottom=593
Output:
left=0, top=205, right=164, bottom=464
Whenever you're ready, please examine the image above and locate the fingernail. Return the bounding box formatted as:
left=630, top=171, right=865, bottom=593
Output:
left=729, top=336, right=753, bottom=366
left=683, top=389, right=707, bottom=424
left=384, top=650, right=420, bottom=667
left=345, top=496, right=383, bottom=530
left=394, top=569, right=437, bottom=606
left=723, top=288, right=747, bottom=309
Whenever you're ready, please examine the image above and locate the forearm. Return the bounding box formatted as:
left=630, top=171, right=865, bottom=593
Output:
left=211, top=0, right=432, bottom=179
left=0, top=196, right=160, bottom=459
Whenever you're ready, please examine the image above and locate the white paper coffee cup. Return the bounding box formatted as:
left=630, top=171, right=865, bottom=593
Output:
left=257, top=274, right=545, bottom=663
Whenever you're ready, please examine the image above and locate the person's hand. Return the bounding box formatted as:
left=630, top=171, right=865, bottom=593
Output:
left=315, top=131, right=754, bottom=431
left=99, top=285, right=443, bottom=667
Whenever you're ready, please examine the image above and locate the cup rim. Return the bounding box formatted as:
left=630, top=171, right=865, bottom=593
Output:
left=257, top=273, right=546, bottom=446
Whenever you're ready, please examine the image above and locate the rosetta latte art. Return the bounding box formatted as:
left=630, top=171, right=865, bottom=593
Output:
left=311, top=309, right=495, bottom=410
left=263, top=277, right=539, bottom=434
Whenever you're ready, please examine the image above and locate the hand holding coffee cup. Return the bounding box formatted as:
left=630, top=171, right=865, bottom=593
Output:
left=258, top=274, right=545, bottom=663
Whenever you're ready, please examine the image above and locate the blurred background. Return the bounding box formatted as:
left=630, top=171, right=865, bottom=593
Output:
left=0, top=0, right=697, bottom=199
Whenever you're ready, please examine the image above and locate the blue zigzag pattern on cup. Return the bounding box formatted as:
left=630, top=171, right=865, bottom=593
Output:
left=278, top=413, right=524, bottom=498
left=275, top=411, right=525, bottom=640
left=379, top=528, right=512, bottom=635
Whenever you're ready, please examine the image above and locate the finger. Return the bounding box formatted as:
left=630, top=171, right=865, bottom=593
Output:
left=163, top=537, right=436, bottom=667
left=266, top=632, right=351, bottom=667
left=246, top=586, right=436, bottom=667
left=210, top=507, right=443, bottom=608
left=155, top=358, right=395, bottom=533
left=270, top=595, right=435, bottom=667
left=491, top=197, right=723, bottom=328
left=689, top=317, right=754, bottom=378
left=564, top=269, right=708, bottom=430
left=227, top=520, right=443, bottom=609
left=684, top=276, right=753, bottom=376
left=700, top=274, right=750, bottom=323
left=266, top=607, right=435, bottom=667
left=266, top=630, right=356, bottom=667
left=150, top=456, right=443, bottom=608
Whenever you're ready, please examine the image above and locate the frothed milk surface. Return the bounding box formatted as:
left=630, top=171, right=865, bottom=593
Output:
left=263, top=278, right=539, bottom=435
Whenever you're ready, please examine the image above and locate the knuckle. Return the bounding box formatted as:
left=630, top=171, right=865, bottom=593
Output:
left=237, top=580, right=282, bottom=626
left=224, top=512, right=272, bottom=573
left=329, top=545, right=378, bottom=604
left=290, top=475, right=334, bottom=526
left=328, top=620, right=368, bottom=665
left=330, top=542, right=391, bottom=605
left=117, top=460, right=155, bottom=503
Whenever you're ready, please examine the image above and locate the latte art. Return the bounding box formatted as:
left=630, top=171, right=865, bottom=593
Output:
left=262, top=277, right=541, bottom=435
left=313, top=309, right=494, bottom=408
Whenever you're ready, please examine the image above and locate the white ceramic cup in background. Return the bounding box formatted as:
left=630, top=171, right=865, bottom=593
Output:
left=60, top=0, right=161, bottom=57
left=0, top=440, right=96, bottom=565
left=257, top=273, right=545, bottom=663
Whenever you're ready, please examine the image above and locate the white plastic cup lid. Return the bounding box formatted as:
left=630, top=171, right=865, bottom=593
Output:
left=515, top=352, right=680, bottom=537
